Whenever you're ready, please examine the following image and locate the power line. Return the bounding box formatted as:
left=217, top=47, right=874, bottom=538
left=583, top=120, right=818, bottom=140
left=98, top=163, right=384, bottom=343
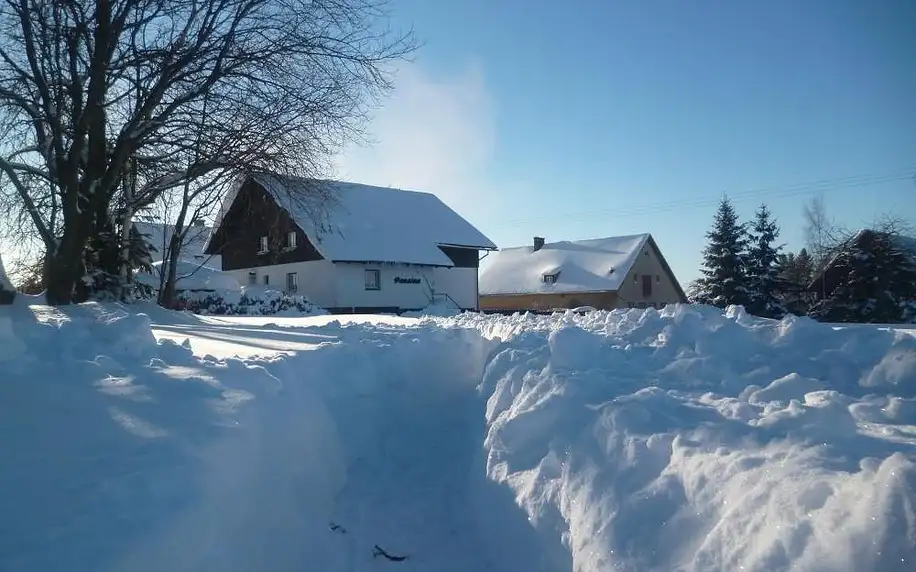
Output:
left=497, top=168, right=916, bottom=227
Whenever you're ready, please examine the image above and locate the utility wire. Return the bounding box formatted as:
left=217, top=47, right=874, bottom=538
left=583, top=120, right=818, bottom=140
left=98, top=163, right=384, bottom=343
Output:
left=498, top=168, right=916, bottom=227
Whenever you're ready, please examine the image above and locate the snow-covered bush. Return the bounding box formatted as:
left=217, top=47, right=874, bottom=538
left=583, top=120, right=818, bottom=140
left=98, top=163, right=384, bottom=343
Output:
left=177, top=287, right=325, bottom=316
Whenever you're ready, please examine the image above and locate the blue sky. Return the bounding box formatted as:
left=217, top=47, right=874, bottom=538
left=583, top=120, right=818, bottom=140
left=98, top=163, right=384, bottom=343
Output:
left=338, top=0, right=916, bottom=285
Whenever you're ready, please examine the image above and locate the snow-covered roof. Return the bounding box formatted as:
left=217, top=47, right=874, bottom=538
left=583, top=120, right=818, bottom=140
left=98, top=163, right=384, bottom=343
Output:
left=134, top=221, right=221, bottom=269
left=136, top=260, right=240, bottom=292
left=892, top=234, right=916, bottom=256
left=479, top=234, right=651, bottom=295
left=208, top=174, right=496, bottom=267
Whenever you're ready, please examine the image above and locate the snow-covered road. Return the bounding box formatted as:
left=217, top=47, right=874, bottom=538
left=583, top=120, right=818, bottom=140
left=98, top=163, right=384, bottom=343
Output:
left=3, top=302, right=915, bottom=572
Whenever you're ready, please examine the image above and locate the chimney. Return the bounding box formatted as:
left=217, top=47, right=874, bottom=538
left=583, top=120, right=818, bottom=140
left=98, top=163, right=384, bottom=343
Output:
left=533, top=236, right=545, bottom=251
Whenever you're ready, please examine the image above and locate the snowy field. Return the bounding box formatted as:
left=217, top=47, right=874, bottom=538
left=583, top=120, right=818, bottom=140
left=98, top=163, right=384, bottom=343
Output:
left=2, top=299, right=915, bottom=572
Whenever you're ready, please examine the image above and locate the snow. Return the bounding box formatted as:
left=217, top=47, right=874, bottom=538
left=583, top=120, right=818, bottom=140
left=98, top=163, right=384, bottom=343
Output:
left=135, top=260, right=240, bottom=293
left=152, top=313, right=416, bottom=359
left=209, top=174, right=497, bottom=267
left=401, top=295, right=464, bottom=318
left=2, top=299, right=916, bottom=572
left=479, top=234, right=650, bottom=295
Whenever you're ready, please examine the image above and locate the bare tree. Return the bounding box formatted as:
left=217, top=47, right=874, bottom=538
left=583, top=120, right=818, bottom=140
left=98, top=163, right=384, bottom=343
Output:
left=870, top=213, right=914, bottom=238
left=0, top=0, right=416, bottom=304
left=802, top=194, right=848, bottom=271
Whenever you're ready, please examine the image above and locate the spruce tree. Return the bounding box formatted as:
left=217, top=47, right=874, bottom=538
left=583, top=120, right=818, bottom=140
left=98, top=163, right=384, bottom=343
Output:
left=694, top=197, right=750, bottom=308
left=809, top=230, right=916, bottom=323
left=746, top=204, right=785, bottom=318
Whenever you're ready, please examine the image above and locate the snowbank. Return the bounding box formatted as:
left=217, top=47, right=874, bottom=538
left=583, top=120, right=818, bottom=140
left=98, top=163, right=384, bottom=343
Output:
left=2, top=302, right=915, bottom=571
left=400, top=295, right=464, bottom=318
left=454, top=305, right=916, bottom=571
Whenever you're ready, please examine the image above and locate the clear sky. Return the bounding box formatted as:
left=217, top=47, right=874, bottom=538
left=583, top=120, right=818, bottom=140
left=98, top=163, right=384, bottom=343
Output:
left=337, top=0, right=916, bottom=286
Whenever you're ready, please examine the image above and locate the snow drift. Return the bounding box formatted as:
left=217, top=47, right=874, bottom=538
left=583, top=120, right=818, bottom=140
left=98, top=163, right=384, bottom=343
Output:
left=454, top=305, right=916, bottom=571
left=1, top=300, right=914, bottom=572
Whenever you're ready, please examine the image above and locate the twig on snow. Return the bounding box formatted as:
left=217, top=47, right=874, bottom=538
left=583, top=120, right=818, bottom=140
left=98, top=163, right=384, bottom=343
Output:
left=373, top=544, right=409, bottom=562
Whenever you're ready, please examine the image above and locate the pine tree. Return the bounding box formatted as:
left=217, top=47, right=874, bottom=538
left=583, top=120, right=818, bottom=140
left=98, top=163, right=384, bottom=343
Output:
left=745, top=204, right=785, bottom=318
left=809, top=230, right=916, bottom=323
left=694, top=197, right=750, bottom=308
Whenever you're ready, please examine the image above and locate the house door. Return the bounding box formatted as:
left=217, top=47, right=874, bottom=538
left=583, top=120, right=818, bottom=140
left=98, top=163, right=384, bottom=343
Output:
left=642, top=274, right=652, bottom=298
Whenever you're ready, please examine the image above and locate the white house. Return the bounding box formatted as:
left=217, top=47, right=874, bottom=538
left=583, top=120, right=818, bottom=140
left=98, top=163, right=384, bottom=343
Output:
left=202, top=173, right=497, bottom=313
left=134, top=220, right=222, bottom=269
left=0, top=252, right=15, bottom=304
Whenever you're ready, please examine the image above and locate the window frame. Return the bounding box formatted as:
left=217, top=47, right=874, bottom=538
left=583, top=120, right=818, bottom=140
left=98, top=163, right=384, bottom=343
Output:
left=365, top=269, right=381, bottom=291
left=286, top=272, right=298, bottom=294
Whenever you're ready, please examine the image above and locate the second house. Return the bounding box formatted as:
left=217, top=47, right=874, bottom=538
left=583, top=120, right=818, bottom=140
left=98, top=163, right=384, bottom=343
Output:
left=478, top=234, right=686, bottom=312
left=204, top=173, right=496, bottom=314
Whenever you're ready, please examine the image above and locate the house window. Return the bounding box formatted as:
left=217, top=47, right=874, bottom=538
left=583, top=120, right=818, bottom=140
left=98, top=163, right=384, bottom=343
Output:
left=642, top=274, right=652, bottom=297
left=365, top=269, right=380, bottom=290
left=656, top=275, right=660, bottom=283
left=263, top=275, right=270, bottom=286
left=633, top=274, right=638, bottom=283
left=286, top=231, right=297, bottom=249
left=258, top=236, right=268, bottom=254
left=286, top=272, right=298, bottom=294
left=247, top=272, right=257, bottom=285
left=542, top=273, right=558, bottom=284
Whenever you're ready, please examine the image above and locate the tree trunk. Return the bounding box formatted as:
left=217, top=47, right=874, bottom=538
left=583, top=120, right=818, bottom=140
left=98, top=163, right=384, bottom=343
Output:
left=45, top=226, right=91, bottom=305
left=158, top=233, right=183, bottom=308
left=158, top=188, right=192, bottom=309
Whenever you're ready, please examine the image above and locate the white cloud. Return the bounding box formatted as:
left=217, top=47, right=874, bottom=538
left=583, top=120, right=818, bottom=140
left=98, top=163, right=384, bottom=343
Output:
left=334, top=61, right=496, bottom=214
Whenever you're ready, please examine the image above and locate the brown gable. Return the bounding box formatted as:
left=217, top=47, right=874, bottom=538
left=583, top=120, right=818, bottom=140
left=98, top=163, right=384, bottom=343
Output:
left=646, top=235, right=688, bottom=303
left=206, top=179, right=324, bottom=271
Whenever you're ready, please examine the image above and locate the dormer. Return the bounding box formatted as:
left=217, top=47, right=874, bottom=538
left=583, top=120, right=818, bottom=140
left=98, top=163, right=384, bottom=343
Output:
left=542, top=265, right=561, bottom=285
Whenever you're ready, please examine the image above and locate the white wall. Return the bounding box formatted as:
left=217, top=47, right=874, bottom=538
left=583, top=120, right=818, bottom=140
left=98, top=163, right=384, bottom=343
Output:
left=224, top=259, right=337, bottom=308
left=333, top=262, right=434, bottom=311
left=225, top=260, right=480, bottom=312
left=432, top=267, right=478, bottom=310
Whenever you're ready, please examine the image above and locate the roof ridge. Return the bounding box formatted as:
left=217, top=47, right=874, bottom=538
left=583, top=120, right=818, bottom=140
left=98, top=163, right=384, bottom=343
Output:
left=498, top=233, right=651, bottom=251
left=256, top=173, right=437, bottom=198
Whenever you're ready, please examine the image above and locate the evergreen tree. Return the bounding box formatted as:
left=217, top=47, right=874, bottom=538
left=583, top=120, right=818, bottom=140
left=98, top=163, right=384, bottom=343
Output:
left=776, top=248, right=814, bottom=316
left=83, top=222, right=155, bottom=302
left=746, top=204, right=785, bottom=318
left=809, top=230, right=916, bottom=323
left=694, top=197, right=750, bottom=308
